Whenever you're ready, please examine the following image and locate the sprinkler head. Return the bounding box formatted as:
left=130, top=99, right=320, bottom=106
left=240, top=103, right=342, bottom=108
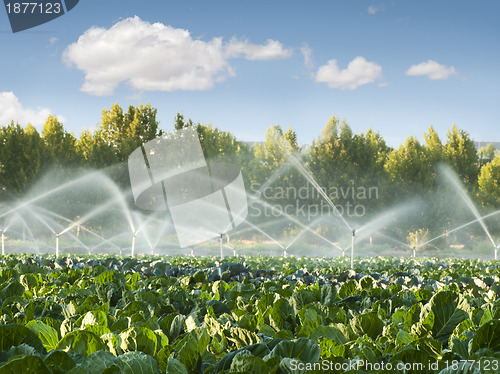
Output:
left=352, top=229, right=356, bottom=237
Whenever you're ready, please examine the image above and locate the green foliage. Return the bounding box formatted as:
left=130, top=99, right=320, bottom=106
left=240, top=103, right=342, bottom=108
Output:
left=0, top=122, right=51, bottom=195
left=0, top=355, right=51, bottom=373
left=0, top=255, right=499, bottom=373
left=478, top=143, right=497, bottom=160
left=99, top=103, right=161, bottom=161
left=42, top=115, right=80, bottom=167
left=56, top=330, right=106, bottom=357
left=26, top=320, right=59, bottom=351
left=444, top=124, right=479, bottom=186
left=478, top=154, right=500, bottom=207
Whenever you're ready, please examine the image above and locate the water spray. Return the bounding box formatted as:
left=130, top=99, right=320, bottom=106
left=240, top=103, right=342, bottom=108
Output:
left=441, top=166, right=497, bottom=258
left=496, top=245, right=499, bottom=261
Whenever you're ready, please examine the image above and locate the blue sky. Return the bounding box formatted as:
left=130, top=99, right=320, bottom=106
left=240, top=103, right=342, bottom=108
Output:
left=0, top=0, right=499, bottom=147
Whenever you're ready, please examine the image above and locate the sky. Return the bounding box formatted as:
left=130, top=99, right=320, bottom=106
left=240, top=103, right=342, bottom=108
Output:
left=0, top=0, right=499, bottom=147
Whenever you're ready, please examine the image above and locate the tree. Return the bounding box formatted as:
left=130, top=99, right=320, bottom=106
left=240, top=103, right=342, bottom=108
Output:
left=174, top=113, right=194, bottom=131
left=477, top=154, right=500, bottom=207
left=42, top=115, right=80, bottom=167
left=173, top=113, right=251, bottom=167
left=249, top=124, right=299, bottom=186
left=478, top=143, right=497, bottom=161
left=76, top=129, right=118, bottom=168
left=385, top=136, right=431, bottom=187
left=308, top=116, right=391, bottom=217
left=423, top=126, right=444, bottom=167
left=99, top=103, right=162, bottom=161
left=0, top=122, right=50, bottom=196
left=443, top=124, right=479, bottom=186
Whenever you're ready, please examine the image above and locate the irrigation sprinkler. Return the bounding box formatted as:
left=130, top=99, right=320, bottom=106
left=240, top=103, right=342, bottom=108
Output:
left=219, top=233, right=224, bottom=260
left=131, top=231, right=137, bottom=257
left=283, top=249, right=287, bottom=258
left=1, top=230, right=4, bottom=255
left=225, top=245, right=237, bottom=257
left=55, top=233, right=60, bottom=258
left=351, top=229, right=356, bottom=270
left=414, top=233, right=418, bottom=258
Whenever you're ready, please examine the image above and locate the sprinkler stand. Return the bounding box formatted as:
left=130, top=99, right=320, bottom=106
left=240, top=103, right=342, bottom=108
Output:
left=55, top=233, right=60, bottom=258
left=131, top=232, right=136, bottom=257
left=219, top=233, right=224, bottom=260
left=1, top=231, right=4, bottom=256
left=351, top=229, right=356, bottom=270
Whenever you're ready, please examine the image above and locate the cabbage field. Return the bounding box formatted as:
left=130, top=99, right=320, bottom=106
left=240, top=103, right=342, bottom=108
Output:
left=0, top=254, right=499, bottom=373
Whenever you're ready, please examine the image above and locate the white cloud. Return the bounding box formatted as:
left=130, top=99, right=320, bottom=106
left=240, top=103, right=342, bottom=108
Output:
left=315, top=56, right=383, bottom=89
left=300, top=43, right=313, bottom=68
left=63, top=16, right=292, bottom=96
left=367, top=5, right=384, bottom=15
left=406, top=60, right=456, bottom=80
left=224, top=38, right=292, bottom=60
left=49, top=37, right=58, bottom=44
left=0, top=92, right=63, bottom=127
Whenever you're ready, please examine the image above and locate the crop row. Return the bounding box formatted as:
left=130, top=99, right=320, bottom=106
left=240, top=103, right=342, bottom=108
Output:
left=0, top=255, right=499, bottom=373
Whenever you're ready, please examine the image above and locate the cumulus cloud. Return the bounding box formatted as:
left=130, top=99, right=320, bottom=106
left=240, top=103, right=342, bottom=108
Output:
left=406, top=60, right=456, bottom=80
left=0, top=92, right=62, bottom=127
left=300, top=43, right=313, bottom=68
left=315, top=56, right=383, bottom=89
left=63, top=16, right=293, bottom=96
left=224, top=38, right=292, bottom=60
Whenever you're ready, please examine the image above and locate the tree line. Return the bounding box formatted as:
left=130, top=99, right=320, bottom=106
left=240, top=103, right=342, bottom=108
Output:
left=1, top=103, right=499, bottom=241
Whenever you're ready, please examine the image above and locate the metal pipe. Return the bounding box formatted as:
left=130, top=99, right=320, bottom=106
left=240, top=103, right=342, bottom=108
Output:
left=131, top=232, right=136, bottom=257
left=351, top=230, right=355, bottom=270
left=413, top=233, right=418, bottom=258
left=219, top=233, right=224, bottom=260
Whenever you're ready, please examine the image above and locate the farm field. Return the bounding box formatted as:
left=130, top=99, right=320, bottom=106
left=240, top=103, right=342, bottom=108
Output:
left=0, top=254, right=498, bottom=373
